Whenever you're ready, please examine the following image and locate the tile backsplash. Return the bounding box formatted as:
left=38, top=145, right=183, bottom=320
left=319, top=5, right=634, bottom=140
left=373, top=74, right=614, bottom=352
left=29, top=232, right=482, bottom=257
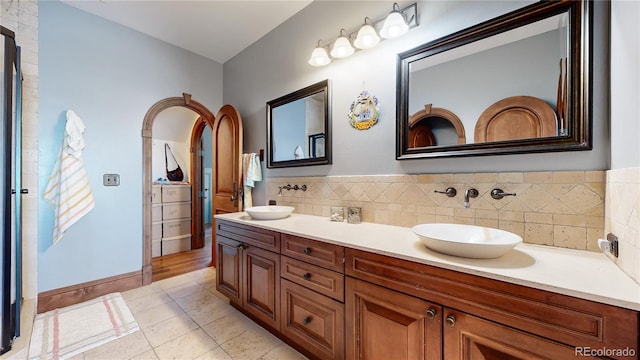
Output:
left=267, top=171, right=605, bottom=252
left=605, top=167, right=640, bottom=283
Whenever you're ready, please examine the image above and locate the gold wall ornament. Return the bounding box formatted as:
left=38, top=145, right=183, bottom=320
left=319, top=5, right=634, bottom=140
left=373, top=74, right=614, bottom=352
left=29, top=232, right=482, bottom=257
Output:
left=348, top=91, right=380, bottom=130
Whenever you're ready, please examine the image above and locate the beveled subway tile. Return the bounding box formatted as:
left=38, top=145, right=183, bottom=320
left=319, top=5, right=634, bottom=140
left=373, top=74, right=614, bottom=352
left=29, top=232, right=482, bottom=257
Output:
left=554, top=225, right=587, bottom=250
left=524, top=223, right=554, bottom=246
left=497, top=172, right=523, bottom=183
left=154, top=329, right=217, bottom=360
left=552, top=171, right=585, bottom=184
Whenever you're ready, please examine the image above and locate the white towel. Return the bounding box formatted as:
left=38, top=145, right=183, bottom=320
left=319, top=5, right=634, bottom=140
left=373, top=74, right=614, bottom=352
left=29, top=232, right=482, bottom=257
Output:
left=44, top=110, right=95, bottom=244
left=242, top=153, right=262, bottom=208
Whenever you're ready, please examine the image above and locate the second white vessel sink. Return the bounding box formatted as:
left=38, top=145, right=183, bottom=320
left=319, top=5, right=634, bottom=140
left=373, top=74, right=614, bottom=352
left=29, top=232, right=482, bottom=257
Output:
left=412, top=223, right=522, bottom=259
left=245, top=205, right=294, bottom=220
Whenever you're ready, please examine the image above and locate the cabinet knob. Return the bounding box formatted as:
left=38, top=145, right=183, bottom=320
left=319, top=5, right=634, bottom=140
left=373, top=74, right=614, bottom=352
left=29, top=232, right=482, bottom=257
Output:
left=425, top=308, right=437, bottom=320
left=303, top=247, right=312, bottom=255
left=303, top=316, right=312, bottom=325
left=236, top=243, right=246, bottom=250
left=303, top=272, right=312, bottom=280
left=445, top=315, right=456, bottom=327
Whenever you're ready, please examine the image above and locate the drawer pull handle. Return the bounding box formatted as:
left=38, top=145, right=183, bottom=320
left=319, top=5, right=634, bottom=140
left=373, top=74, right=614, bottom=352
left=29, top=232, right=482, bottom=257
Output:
left=303, top=272, right=312, bottom=280
left=445, top=315, right=456, bottom=327
left=303, top=247, right=312, bottom=255
left=303, top=316, right=312, bottom=325
left=425, top=308, right=437, bottom=320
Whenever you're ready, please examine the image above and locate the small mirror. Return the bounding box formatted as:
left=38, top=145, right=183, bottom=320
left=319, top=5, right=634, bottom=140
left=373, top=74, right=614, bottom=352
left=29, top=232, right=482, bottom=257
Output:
left=267, top=79, right=331, bottom=168
left=397, top=1, right=591, bottom=159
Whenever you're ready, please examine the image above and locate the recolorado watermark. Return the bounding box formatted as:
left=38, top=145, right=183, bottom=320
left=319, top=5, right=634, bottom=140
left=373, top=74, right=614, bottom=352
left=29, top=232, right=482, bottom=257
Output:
left=575, top=346, right=636, bottom=357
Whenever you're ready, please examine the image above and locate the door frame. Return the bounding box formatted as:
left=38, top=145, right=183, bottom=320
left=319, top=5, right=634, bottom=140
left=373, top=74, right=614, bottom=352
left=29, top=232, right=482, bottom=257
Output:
left=141, top=93, right=215, bottom=285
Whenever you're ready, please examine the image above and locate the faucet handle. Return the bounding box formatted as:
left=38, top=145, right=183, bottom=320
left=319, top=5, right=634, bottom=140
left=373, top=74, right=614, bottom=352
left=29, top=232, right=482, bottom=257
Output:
left=434, top=187, right=457, bottom=197
left=490, top=188, right=516, bottom=200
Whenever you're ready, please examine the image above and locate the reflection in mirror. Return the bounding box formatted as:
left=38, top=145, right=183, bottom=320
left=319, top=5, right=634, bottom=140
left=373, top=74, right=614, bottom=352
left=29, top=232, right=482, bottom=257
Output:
left=397, top=0, right=591, bottom=159
left=267, top=80, right=331, bottom=168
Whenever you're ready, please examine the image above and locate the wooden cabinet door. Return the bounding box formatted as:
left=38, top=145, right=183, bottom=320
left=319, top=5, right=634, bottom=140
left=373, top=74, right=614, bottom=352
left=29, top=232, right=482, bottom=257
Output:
left=215, top=235, right=241, bottom=305
left=281, top=279, right=345, bottom=360
left=443, top=309, right=598, bottom=360
left=243, top=245, right=280, bottom=331
left=346, top=278, right=442, bottom=360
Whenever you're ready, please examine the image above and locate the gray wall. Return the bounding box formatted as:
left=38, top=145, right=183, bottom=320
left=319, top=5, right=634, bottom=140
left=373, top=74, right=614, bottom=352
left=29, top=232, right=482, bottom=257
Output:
left=224, top=1, right=610, bottom=206
left=39, top=1, right=223, bottom=291
left=611, top=0, right=639, bottom=169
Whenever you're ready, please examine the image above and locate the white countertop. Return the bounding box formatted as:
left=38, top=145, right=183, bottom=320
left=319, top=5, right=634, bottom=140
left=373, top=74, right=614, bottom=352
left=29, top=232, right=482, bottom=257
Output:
left=215, top=212, right=640, bottom=311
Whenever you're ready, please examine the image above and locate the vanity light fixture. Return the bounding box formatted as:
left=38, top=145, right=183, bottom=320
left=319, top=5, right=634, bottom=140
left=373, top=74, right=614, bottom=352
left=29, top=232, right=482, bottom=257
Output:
left=308, top=40, right=331, bottom=66
left=330, top=29, right=355, bottom=58
left=380, top=2, right=410, bottom=39
left=308, top=2, right=418, bottom=67
left=353, top=17, right=380, bottom=49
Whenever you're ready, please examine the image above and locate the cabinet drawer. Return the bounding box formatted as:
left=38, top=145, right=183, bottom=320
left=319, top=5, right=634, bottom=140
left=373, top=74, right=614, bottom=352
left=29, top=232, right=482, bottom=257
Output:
left=346, top=248, right=639, bottom=354
left=152, top=204, right=162, bottom=222
left=152, top=185, right=162, bottom=204
left=281, top=279, right=344, bottom=360
left=151, top=221, right=162, bottom=241
left=281, top=256, right=344, bottom=302
left=162, top=202, right=191, bottom=220
left=163, top=219, right=191, bottom=238
left=162, top=235, right=191, bottom=255
left=217, top=220, right=280, bottom=252
left=281, top=234, right=344, bottom=272
left=162, top=185, right=191, bottom=203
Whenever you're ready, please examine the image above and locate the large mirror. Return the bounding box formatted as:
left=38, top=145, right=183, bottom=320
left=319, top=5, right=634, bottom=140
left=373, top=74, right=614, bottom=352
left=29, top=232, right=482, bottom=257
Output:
left=267, top=79, right=331, bottom=168
left=397, top=0, right=591, bottom=159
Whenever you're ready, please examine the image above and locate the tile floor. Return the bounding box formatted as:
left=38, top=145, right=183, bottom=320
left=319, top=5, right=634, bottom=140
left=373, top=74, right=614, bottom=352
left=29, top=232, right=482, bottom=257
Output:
left=65, top=267, right=307, bottom=360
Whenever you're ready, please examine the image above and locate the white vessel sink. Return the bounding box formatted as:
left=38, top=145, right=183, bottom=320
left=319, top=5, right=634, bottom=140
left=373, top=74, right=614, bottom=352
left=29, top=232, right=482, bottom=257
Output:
left=245, top=205, right=294, bottom=220
left=412, top=223, right=522, bottom=259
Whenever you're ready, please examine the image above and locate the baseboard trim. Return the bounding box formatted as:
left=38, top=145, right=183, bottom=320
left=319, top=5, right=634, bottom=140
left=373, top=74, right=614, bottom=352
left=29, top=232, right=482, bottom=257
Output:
left=37, top=270, right=142, bottom=313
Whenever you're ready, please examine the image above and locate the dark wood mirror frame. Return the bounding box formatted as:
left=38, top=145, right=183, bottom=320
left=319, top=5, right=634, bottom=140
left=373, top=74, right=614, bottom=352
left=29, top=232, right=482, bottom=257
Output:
left=396, top=0, right=592, bottom=159
left=267, top=79, right=331, bottom=168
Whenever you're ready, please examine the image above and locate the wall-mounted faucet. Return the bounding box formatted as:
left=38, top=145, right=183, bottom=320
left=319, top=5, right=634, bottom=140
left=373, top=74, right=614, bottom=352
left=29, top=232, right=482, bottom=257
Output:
left=463, top=188, right=479, bottom=208
left=278, top=184, right=307, bottom=196
left=434, top=187, right=457, bottom=197
left=490, top=188, right=516, bottom=200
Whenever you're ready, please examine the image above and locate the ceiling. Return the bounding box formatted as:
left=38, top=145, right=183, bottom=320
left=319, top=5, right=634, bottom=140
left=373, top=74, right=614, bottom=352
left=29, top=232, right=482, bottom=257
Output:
left=61, top=0, right=313, bottom=64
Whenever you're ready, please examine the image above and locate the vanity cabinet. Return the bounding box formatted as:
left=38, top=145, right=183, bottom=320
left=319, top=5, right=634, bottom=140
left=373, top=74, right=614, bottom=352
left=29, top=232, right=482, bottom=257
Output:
left=215, top=220, right=281, bottom=331
left=215, top=219, right=639, bottom=360
left=346, top=248, right=638, bottom=360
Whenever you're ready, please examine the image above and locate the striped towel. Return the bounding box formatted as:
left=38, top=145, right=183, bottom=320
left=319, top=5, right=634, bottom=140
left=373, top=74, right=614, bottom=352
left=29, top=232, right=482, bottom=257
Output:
left=44, top=110, right=95, bottom=244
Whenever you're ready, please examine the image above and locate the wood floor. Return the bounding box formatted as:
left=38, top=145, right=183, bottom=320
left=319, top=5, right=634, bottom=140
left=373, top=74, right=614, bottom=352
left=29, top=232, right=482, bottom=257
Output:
left=152, top=224, right=213, bottom=282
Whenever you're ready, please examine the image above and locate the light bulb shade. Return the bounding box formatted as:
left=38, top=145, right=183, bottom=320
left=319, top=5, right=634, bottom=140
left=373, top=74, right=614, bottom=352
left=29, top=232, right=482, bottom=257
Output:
left=308, top=46, right=331, bottom=66
left=330, top=36, right=355, bottom=58
left=353, top=24, right=380, bottom=49
left=380, top=11, right=409, bottom=39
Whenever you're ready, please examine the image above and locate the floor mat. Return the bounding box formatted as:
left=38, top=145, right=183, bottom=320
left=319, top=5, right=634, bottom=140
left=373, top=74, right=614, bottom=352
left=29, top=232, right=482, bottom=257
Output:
left=28, top=292, right=139, bottom=360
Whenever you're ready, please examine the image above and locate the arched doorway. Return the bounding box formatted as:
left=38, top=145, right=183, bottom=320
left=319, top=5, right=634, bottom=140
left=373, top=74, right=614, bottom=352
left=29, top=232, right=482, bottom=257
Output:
left=141, top=93, right=215, bottom=285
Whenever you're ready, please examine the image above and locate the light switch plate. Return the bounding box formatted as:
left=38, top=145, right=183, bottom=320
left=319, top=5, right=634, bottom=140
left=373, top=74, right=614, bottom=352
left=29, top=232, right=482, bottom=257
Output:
left=103, top=174, right=120, bottom=186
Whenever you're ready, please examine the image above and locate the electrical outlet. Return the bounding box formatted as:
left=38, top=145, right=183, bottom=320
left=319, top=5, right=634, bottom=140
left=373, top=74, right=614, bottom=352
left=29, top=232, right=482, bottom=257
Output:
left=103, top=174, right=120, bottom=186
left=607, top=233, right=619, bottom=258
